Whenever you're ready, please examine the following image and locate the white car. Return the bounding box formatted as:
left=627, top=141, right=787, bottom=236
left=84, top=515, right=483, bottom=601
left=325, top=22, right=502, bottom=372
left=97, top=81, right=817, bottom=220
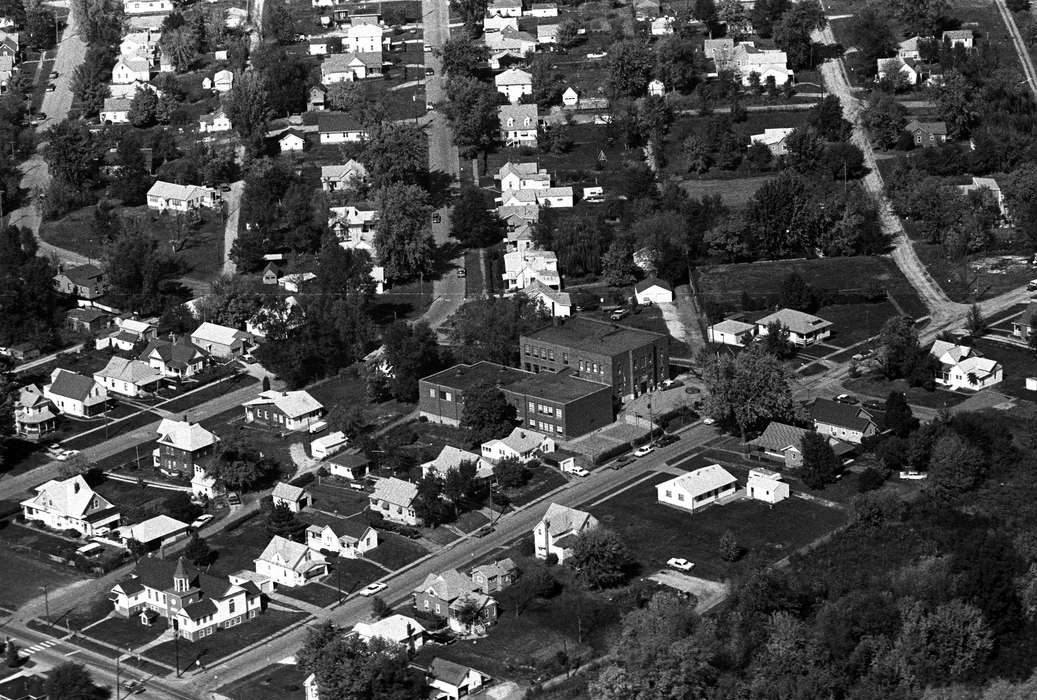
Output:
left=568, top=466, right=590, bottom=477
left=423, top=43, right=433, bottom=52
left=633, top=445, right=654, bottom=457
left=191, top=514, right=214, bottom=529
left=667, top=557, right=694, bottom=571
left=701, top=417, right=716, bottom=425
left=359, top=582, right=387, bottom=597
left=587, top=51, right=607, bottom=59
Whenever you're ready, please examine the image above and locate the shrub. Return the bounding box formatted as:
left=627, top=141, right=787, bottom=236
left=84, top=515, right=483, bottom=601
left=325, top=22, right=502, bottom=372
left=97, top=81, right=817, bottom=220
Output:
left=63, top=528, right=81, bottom=539
left=316, top=466, right=329, bottom=477
left=857, top=467, right=885, bottom=493
left=545, top=553, right=558, bottom=566
left=290, top=472, right=315, bottom=487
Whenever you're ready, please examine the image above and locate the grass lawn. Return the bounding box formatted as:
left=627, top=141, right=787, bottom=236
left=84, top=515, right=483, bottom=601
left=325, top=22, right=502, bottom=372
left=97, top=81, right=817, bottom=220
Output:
left=306, top=372, right=414, bottom=427
left=307, top=482, right=369, bottom=516
left=334, top=557, right=385, bottom=593
left=677, top=175, right=775, bottom=208
left=694, top=255, right=928, bottom=319
left=276, top=581, right=341, bottom=608
left=160, top=373, right=258, bottom=414
left=369, top=278, right=434, bottom=323
left=912, top=243, right=1035, bottom=303
left=816, top=300, right=902, bottom=349
left=971, top=339, right=1037, bottom=400
left=143, top=609, right=308, bottom=668
left=586, top=472, right=847, bottom=580
left=506, top=467, right=567, bottom=507
left=92, top=478, right=171, bottom=525
left=454, top=510, right=490, bottom=533
left=424, top=526, right=458, bottom=546
left=364, top=532, right=427, bottom=570
left=0, top=548, right=85, bottom=609
left=62, top=409, right=164, bottom=451
left=843, top=374, right=970, bottom=410
left=17, top=347, right=115, bottom=386
left=217, top=661, right=308, bottom=700
left=81, top=616, right=167, bottom=650
left=0, top=522, right=80, bottom=558
left=207, top=513, right=273, bottom=577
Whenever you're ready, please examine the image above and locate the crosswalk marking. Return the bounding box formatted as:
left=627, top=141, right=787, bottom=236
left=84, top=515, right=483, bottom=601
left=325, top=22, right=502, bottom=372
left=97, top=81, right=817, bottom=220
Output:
left=25, top=639, right=59, bottom=654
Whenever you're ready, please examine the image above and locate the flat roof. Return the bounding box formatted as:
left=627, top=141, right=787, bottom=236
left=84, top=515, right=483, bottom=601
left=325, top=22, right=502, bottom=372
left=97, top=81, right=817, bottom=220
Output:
left=523, top=316, right=666, bottom=355
left=504, top=368, right=610, bottom=403
left=421, top=361, right=528, bottom=392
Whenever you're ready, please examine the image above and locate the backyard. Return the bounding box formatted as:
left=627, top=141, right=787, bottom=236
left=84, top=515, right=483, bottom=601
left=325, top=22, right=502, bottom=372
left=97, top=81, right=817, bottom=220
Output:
left=206, top=512, right=274, bottom=577
left=217, top=661, right=308, bottom=700
left=586, top=472, right=847, bottom=580
left=363, top=532, right=428, bottom=570
left=970, top=339, right=1037, bottom=400
left=92, top=478, right=175, bottom=525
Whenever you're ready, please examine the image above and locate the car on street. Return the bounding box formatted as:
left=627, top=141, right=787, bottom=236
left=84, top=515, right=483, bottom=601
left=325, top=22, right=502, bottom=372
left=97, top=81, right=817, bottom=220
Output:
left=227, top=492, right=241, bottom=505
left=701, top=417, right=716, bottom=425
left=432, top=212, right=441, bottom=223
left=426, top=101, right=434, bottom=111
left=1028, top=279, right=1037, bottom=291
left=423, top=43, right=432, bottom=52
left=46, top=84, right=56, bottom=92
left=425, top=67, right=435, bottom=76
left=610, top=455, right=634, bottom=470
left=834, top=394, right=859, bottom=405
left=49, top=71, right=59, bottom=79
left=654, top=434, right=680, bottom=447
left=30, top=113, right=46, bottom=125
left=661, top=378, right=683, bottom=390
left=474, top=526, right=495, bottom=537
left=359, top=582, right=387, bottom=596
left=863, top=399, right=885, bottom=411
left=609, top=308, right=629, bottom=321
left=191, top=514, right=214, bottom=528
left=456, top=267, right=466, bottom=278
left=667, top=557, right=695, bottom=571
left=633, top=444, right=655, bottom=457
left=568, top=466, right=590, bottom=477
left=122, top=680, right=145, bottom=694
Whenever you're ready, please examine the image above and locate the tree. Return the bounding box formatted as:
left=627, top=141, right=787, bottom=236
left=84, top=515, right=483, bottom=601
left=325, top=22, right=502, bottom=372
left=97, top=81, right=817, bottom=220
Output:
left=442, top=76, right=501, bottom=159
left=225, top=70, right=271, bottom=152
left=717, top=0, right=752, bottom=38
left=266, top=503, right=306, bottom=541
left=888, top=0, right=948, bottom=35
left=110, top=133, right=154, bottom=205
left=128, top=87, right=159, bottom=127
left=801, top=431, right=840, bottom=489
left=414, top=474, right=454, bottom=527
left=0, top=0, right=27, bottom=28
left=24, top=3, right=57, bottom=50
left=555, top=17, right=580, bottom=51
left=159, top=14, right=199, bottom=72
left=703, top=341, right=793, bottom=438
left=607, top=41, right=655, bottom=99
left=762, top=322, right=796, bottom=359
left=183, top=534, right=212, bottom=565
left=102, top=222, right=178, bottom=315
left=932, top=70, right=979, bottom=140
left=451, top=0, right=489, bottom=37
left=362, top=122, right=426, bottom=188
left=461, top=383, right=515, bottom=446
left=773, top=1, right=825, bottom=70
left=71, top=0, right=123, bottom=46
left=371, top=595, right=390, bottom=619
left=694, top=0, right=717, bottom=23
left=439, top=37, right=488, bottom=77
left=210, top=435, right=278, bottom=492
left=751, top=0, right=790, bottom=38
left=926, top=433, right=986, bottom=501
left=374, top=183, right=436, bottom=282
left=893, top=599, right=993, bottom=686
left=493, top=457, right=529, bottom=488
left=530, top=54, right=566, bottom=108
left=250, top=45, right=309, bottom=117
left=878, top=316, right=927, bottom=381
left=45, top=662, right=109, bottom=700
left=71, top=46, right=116, bottom=118
left=380, top=320, right=441, bottom=402
left=447, top=296, right=548, bottom=365
left=719, top=530, right=741, bottom=561
left=601, top=237, right=640, bottom=286
left=846, top=6, right=897, bottom=67
left=4, top=639, right=17, bottom=668
left=806, top=95, right=852, bottom=141
left=884, top=391, right=918, bottom=438
left=655, top=37, right=703, bottom=94
left=862, top=92, right=908, bottom=149
left=779, top=272, right=815, bottom=311
left=163, top=492, right=202, bottom=522
left=568, top=528, right=633, bottom=589
left=451, top=186, right=504, bottom=248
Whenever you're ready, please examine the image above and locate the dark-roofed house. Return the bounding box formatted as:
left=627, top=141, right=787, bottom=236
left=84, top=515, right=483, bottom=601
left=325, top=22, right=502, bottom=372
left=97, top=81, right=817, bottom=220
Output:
left=43, top=368, right=108, bottom=417
left=417, top=658, right=491, bottom=700
left=66, top=307, right=111, bottom=334
left=748, top=422, right=810, bottom=468
left=412, top=569, right=499, bottom=634
left=108, top=556, right=263, bottom=641
left=1012, top=300, right=1037, bottom=340
left=305, top=512, right=378, bottom=558
left=811, top=398, right=878, bottom=444
left=905, top=119, right=948, bottom=147
left=53, top=264, right=109, bottom=299
left=470, top=558, right=517, bottom=593
left=634, top=277, right=673, bottom=304
left=278, top=128, right=306, bottom=153
left=139, top=337, right=209, bottom=379
left=317, top=111, right=369, bottom=144
left=419, top=361, right=528, bottom=427
left=14, top=385, right=58, bottom=438
left=0, top=674, right=46, bottom=700
left=520, top=316, right=670, bottom=400
left=327, top=453, right=369, bottom=480
left=153, top=418, right=220, bottom=476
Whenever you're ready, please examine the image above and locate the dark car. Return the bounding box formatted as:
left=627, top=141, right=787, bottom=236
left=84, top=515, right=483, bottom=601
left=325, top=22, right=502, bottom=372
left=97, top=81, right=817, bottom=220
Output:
left=474, top=526, right=494, bottom=538
left=610, top=455, right=634, bottom=470
left=432, top=212, right=441, bottom=223
left=654, top=434, right=680, bottom=447
left=46, top=84, right=56, bottom=92
left=227, top=492, right=241, bottom=505
left=425, top=67, right=435, bottom=76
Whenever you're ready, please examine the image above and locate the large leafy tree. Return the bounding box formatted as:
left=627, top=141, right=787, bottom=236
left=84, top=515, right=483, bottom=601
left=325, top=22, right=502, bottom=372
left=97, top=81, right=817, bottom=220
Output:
left=460, top=383, right=515, bottom=447
left=451, top=186, right=504, bottom=248
left=801, top=431, right=840, bottom=489
left=211, top=434, right=279, bottom=492
left=892, top=599, right=993, bottom=685
left=299, top=626, right=423, bottom=696
left=102, top=221, right=178, bottom=314
left=71, top=0, right=123, bottom=45
left=224, top=70, right=271, bottom=153
left=265, top=503, right=307, bottom=541
left=381, top=320, right=442, bottom=402
left=439, top=37, right=488, bottom=77
left=862, top=92, right=907, bottom=149
left=925, top=433, right=986, bottom=502
left=846, top=6, right=897, bottom=68
left=362, top=122, right=427, bottom=189
left=655, top=36, right=703, bottom=94
left=24, top=3, right=57, bottom=50
left=45, top=662, right=108, bottom=700
left=250, top=44, right=309, bottom=117
left=159, top=12, right=199, bottom=72
left=806, top=95, right=852, bottom=141
left=568, top=528, right=634, bottom=589
left=606, top=40, right=655, bottom=99
left=443, top=76, right=501, bottom=159
left=70, top=46, right=116, bottom=118
left=374, top=183, right=436, bottom=282
left=703, top=343, right=793, bottom=438
left=447, top=296, right=549, bottom=365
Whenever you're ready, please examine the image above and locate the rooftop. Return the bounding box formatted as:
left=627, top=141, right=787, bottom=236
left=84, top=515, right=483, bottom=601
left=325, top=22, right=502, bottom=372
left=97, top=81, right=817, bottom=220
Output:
left=811, top=398, right=876, bottom=432
left=659, top=464, right=737, bottom=495
left=422, top=360, right=529, bottom=393
left=244, top=389, right=324, bottom=418
left=504, top=367, right=610, bottom=403
left=523, top=316, right=666, bottom=355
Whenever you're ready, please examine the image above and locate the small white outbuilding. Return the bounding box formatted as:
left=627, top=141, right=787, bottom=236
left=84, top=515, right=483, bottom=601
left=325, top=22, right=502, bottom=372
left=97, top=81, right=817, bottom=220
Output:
left=746, top=468, right=789, bottom=504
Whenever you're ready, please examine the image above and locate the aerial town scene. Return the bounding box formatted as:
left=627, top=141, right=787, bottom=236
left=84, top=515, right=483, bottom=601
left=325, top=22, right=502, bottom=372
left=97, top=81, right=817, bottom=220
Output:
left=1, top=0, right=1037, bottom=695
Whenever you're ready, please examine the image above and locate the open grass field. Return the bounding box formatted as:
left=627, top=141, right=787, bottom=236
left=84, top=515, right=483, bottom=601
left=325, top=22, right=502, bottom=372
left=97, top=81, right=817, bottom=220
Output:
left=0, top=547, right=84, bottom=609
left=694, top=255, right=928, bottom=319
left=217, top=661, right=309, bottom=700
left=586, top=472, right=847, bottom=580
left=814, top=300, right=903, bottom=349
left=206, top=513, right=273, bottom=577
left=334, top=557, right=385, bottom=592
left=364, top=532, right=427, bottom=570
left=143, top=609, right=308, bottom=669
left=843, top=374, right=971, bottom=409
left=307, top=481, right=369, bottom=516
left=971, top=339, right=1037, bottom=400
left=912, top=243, right=1035, bottom=303
left=92, top=478, right=172, bottom=525
left=306, top=373, right=414, bottom=427
left=82, top=615, right=168, bottom=650
left=277, top=580, right=342, bottom=607
left=506, top=466, right=568, bottom=507
left=677, top=174, right=775, bottom=207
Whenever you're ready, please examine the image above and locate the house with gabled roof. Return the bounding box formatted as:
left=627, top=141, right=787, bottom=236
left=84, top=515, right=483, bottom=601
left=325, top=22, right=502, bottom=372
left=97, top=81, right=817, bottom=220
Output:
left=198, top=108, right=232, bottom=133
left=634, top=277, right=673, bottom=305
left=749, top=126, right=796, bottom=156
left=494, top=67, right=533, bottom=103
left=14, top=384, right=58, bottom=438
left=254, top=535, right=329, bottom=587
left=755, top=308, right=832, bottom=346
left=153, top=418, right=220, bottom=476
left=957, top=176, right=1008, bottom=219
left=930, top=340, right=1002, bottom=391
left=503, top=249, right=560, bottom=291
left=305, top=512, right=377, bottom=558
left=810, top=398, right=877, bottom=444
left=112, top=56, right=150, bottom=85
left=278, top=129, right=306, bottom=153
left=327, top=453, right=370, bottom=481
left=317, top=111, right=368, bottom=144
left=487, top=0, right=522, bottom=17
left=412, top=569, right=499, bottom=633
left=100, top=96, right=132, bottom=124
left=876, top=56, right=918, bottom=85
left=110, top=317, right=157, bottom=352
left=524, top=278, right=572, bottom=317
left=116, top=514, right=191, bottom=550
left=905, top=119, right=948, bottom=147
left=497, top=161, right=549, bottom=191
left=146, top=181, right=221, bottom=212
left=321, top=52, right=382, bottom=83
left=65, top=307, right=110, bottom=334
left=470, top=558, right=517, bottom=593
left=53, top=264, right=109, bottom=299
left=538, top=23, right=560, bottom=45
left=44, top=368, right=108, bottom=417
left=733, top=41, right=792, bottom=85
left=321, top=160, right=369, bottom=190
left=191, top=321, right=249, bottom=359
left=499, top=104, right=538, bottom=146
left=243, top=389, right=325, bottom=432
left=21, top=475, right=120, bottom=536
left=421, top=445, right=494, bottom=481
left=481, top=427, right=555, bottom=464
left=656, top=464, right=738, bottom=513
left=139, top=337, right=208, bottom=379
left=109, top=556, right=262, bottom=641
left=747, top=467, right=789, bottom=504
left=370, top=477, right=420, bottom=525
left=942, top=29, right=974, bottom=49
left=898, top=35, right=928, bottom=60
left=0, top=673, right=47, bottom=700
left=352, top=614, right=426, bottom=650
left=707, top=318, right=756, bottom=346
left=271, top=482, right=311, bottom=512
left=748, top=421, right=810, bottom=467
left=93, top=356, right=163, bottom=397
left=416, top=658, right=491, bottom=700
left=533, top=502, right=598, bottom=563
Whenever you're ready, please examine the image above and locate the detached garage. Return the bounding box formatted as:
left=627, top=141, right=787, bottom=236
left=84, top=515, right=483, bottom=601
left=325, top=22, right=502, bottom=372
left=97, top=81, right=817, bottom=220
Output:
left=634, top=277, right=673, bottom=305
left=747, top=468, right=789, bottom=504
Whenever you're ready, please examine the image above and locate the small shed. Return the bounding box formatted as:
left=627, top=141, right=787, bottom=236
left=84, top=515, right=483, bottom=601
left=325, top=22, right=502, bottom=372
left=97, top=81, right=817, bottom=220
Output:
left=279, top=129, right=307, bottom=153
left=328, top=453, right=369, bottom=481
left=271, top=482, right=311, bottom=512
left=311, top=430, right=348, bottom=459
left=647, top=79, right=665, bottom=97
left=634, top=277, right=673, bottom=305
left=746, top=468, right=789, bottom=504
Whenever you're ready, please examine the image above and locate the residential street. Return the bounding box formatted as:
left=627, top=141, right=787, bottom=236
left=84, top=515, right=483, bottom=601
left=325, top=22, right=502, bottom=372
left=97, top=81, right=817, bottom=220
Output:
left=222, top=181, right=245, bottom=276
left=173, top=424, right=720, bottom=696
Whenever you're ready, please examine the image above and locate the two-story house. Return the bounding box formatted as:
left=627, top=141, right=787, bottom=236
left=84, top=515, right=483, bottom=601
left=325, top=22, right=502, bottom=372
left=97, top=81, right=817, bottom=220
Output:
left=470, top=558, right=517, bottom=593
left=494, top=68, right=533, bottom=103
left=320, top=52, right=382, bottom=83
left=810, top=398, right=878, bottom=445
left=190, top=322, right=249, bottom=359
left=43, top=369, right=108, bottom=417
left=139, top=337, right=209, bottom=379
left=14, top=385, right=58, bottom=438
left=498, top=104, right=538, bottom=147
left=153, top=418, right=220, bottom=476
left=305, top=513, right=378, bottom=559
left=53, top=264, right=109, bottom=299
left=254, top=535, right=329, bottom=587
left=93, top=357, right=163, bottom=398
left=412, top=569, right=499, bottom=634
left=243, top=390, right=325, bottom=432
left=108, top=557, right=262, bottom=641
left=532, top=502, right=598, bottom=563
left=21, top=475, right=121, bottom=536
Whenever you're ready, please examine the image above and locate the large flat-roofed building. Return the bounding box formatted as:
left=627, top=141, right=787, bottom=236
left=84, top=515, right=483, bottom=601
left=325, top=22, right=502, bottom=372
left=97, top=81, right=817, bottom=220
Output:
left=519, top=317, right=669, bottom=400
left=419, top=361, right=613, bottom=439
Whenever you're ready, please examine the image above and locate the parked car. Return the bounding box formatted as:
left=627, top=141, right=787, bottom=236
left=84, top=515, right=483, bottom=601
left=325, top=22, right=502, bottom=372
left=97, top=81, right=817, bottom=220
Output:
left=191, top=514, right=214, bottom=529
left=661, top=378, right=683, bottom=390
left=423, top=43, right=433, bottom=52
left=610, top=308, right=629, bottom=321
left=227, top=492, right=241, bottom=505
left=1028, top=279, right=1037, bottom=291
left=456, top=268, right=466, bottom=278
left=359, top=582, right=387, bottom=596
left=122, top=680, right=145, bottom=694
left=654, top=434, right=680, bottom=447
left=701, top=417, right=716, bottom=425
left=46, top=84, right=56, bottom=92
left=49, top=71, right=59, bottom=79
left=633, top=444, right=655, bottom=457
left=568, top=466, right=590, bottom=477
left=474, top=526, right=494, bottom=538
left=834, top=394, right=859, bottom=405
left=684, top=386, right=701, bottom=395
left=666, top=557, right=694, bottom=571
left=610, top=455, right=634, bottom=470
left=425, top=67, right=435, bottom=76
left=432, top=212, right=441, bottom=223
left=348, top=482, right=367, bottom=492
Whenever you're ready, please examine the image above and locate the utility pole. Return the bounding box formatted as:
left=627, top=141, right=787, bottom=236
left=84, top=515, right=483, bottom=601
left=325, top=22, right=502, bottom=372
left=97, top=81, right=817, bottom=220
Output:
left=174, top=630, right=180, bottom=677
left=115, top=651, right=121, bottom=700
left=41, top=585, right=50, bottom=627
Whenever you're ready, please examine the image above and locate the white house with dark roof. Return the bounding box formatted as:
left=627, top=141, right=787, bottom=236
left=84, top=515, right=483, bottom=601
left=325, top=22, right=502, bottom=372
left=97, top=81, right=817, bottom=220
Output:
left=271, top=482, right=311, bottom=512
left=112, top=56, right=150, bottom=85
left=327, top=453, right=369, bottom=481
left=321, top=52, right=382, bottom=83
left=317, top=112, right=368, bottom=143
left=524, top=279, right=572, bottom=317
left=633, top=277, right=673, bottom=305
left=278, top=129, right=306, bottom=153
left=109, top=318, right=156, bottom=352
left=656, top=464, right=738, bottom=513
left=419, top=658, right=491, bottom=700
left=190, top=322, right=249, bottom=358
left=198, top=108, right=232, bottom=133
left=305, top=513, right=378, bottom=558
left=533, top=502, right=598, bottom=563
left=43, top=369, right=108, bottom=417
left=494, top=68, right=533, bottom=103
left=21, top=475, right=120, bottom=536
left=370, top=477, right=420, bottom=525
left=930, top=340, right=1003, bottom=391
left=499, top=104, right=538, bottom=146
left=942, top=29, right=974, bottom=49
left=481, top=427, right=555, bottom=464
left=146, top=181, right=221, bottom=212
left=243, top=389, right=325, bottom=432
left=139, top=338, right=208, bottom=379
left=15, top=384, right=58, bottom=438
left=755, top=308, right=832, bottom=346
left=810, top=398, right=877, bottom=444
left=93, top=357, right=163, bottom=397
left=353, top=614, right=426, bottom=650
left=109, top=557, right=262, bottom=641
left=100, top=97, right=132, bottom=124
left=321, top=160, right=369, bottom=190
left=750, top=127, right=797, bottom=156
left=254, top=535, right=329, bottom=587
left=707, top=319, right=756, bottom=346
